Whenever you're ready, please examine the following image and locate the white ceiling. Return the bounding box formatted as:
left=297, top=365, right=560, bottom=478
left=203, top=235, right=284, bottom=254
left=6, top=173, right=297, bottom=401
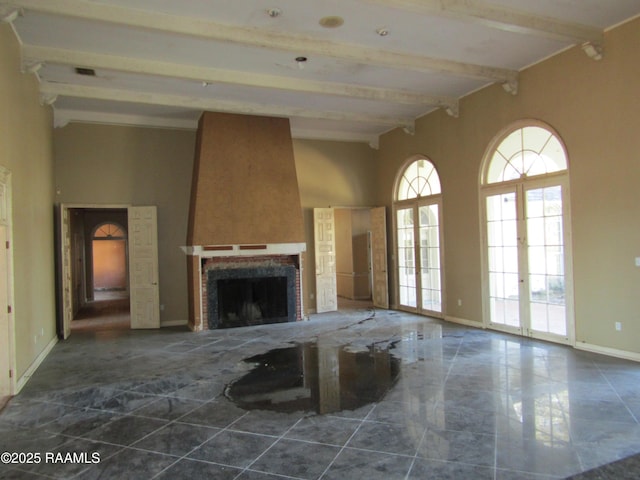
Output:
left=2, top=0, right=640, bottom=147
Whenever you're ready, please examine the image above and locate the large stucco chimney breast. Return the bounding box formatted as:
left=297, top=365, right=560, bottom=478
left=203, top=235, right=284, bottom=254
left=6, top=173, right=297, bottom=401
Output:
left=187, top=111, right=305, bottom=246
left=185, top=111, right=306, bottom=330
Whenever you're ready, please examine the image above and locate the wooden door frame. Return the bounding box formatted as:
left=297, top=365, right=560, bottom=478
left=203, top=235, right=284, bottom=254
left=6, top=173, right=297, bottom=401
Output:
left=0, top=166, right=15, bottom=396
left=314, top=206, right=388, bottom=312
left=58, top=203, right=130, bottom=338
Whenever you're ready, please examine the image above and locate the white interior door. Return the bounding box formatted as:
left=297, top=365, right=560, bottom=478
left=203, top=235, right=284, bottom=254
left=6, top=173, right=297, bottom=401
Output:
left=128, top=206, right=160, bottom=329
left=314, top=208, right=337, bottom=313
left=370, top=207, right=389, bottom=309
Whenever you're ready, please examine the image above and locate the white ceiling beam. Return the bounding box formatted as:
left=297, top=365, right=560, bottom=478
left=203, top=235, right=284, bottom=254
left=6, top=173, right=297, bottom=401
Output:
left=9, top=0, right=517, bottom=83
left=364, top=0, right=603, bottom=45
left=290, top=127, right=378, bottom=147
left=22, top=45, right=458, bottom=108
left=52, top=108, right=198, bottom=130
left=40, top=81, right=416, bottom=130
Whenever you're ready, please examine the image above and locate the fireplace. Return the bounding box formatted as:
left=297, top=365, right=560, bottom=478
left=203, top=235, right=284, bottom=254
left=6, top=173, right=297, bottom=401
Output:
left=185, top=112, right=306, bottom=331
left=205, top=259, right=298, bottom=329
left=188, top=249, right=304, bottom=331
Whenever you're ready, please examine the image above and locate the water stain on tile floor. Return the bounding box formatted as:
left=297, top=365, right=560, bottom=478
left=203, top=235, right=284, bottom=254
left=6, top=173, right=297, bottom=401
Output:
left=225, top=341, right=401, bottom=414
left=3, top=303, right=640, bottom=479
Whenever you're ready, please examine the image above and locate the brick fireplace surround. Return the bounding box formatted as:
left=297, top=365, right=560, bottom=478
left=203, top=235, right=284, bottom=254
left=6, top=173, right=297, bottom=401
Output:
left=185, top=244, right=305, bottom=331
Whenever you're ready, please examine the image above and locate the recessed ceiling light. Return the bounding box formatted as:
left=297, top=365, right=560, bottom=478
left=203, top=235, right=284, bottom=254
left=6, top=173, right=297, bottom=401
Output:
left=319, top=16, right=344, bottom=28
left=266, top=8, right=281, bottom=18
left=376, top=27, right=389, bottom=37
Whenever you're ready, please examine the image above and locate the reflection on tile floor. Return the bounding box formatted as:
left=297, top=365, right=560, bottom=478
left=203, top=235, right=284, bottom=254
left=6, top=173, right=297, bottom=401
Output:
left=2, top=306, right=640, bottom=479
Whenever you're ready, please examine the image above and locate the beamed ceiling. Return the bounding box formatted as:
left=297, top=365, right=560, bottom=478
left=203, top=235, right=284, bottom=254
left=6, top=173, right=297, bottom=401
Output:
left=2, top=0, right=640, bottom=147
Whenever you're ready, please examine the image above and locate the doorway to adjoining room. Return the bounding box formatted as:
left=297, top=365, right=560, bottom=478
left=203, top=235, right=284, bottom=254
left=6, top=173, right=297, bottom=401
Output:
left=68, top=208, right=131, bottom=332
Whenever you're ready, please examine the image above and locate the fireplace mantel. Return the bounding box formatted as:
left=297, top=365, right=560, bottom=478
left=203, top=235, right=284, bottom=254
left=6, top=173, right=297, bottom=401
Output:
left=182, top=242, right=306, bottom=258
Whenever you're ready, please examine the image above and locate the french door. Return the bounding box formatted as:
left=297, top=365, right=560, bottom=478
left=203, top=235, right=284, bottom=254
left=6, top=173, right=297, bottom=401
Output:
left=396, top=198, right=443, bottom=316
left=483, top=176, right=573, bottom=343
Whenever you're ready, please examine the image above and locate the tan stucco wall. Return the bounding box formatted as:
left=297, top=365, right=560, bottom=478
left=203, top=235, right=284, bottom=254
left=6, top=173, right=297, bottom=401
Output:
left=53, top=123, right=197, bottom=325
left=376, top=17, right=640, bottom=355
left=0, top=24, right=57, bottom=380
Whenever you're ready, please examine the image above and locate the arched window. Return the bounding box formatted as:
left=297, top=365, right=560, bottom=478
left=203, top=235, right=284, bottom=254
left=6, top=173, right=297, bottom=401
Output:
left=481, top=121, right=573, bottom=344
left=393, top=157, right=444, bottom=315
left=94, top=223, right=126, bottom=239
left=397, top=158, right=441, bottom=200
left=484, top=125, right=567, bottom=184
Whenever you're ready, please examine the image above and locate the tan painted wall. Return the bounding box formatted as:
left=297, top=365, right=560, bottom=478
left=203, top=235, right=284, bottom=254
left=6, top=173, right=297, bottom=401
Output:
left=0, top=24, right=57, bottom=379
left=335, top=209, right=353, bottom=274
left=335, top=208, right=372, bottom=300
left=376, top=18, right=640, bottom=354
left=293, top=139, right=378, bottom=312
left=54, top=129, right=377, bottom=320
left=54, top=123, right=196, bottom=325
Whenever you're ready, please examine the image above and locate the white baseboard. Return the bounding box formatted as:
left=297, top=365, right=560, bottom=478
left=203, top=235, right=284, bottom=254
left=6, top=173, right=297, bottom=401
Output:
left=16, top=335, right=58, bottom=394
left=444, top=315, right=485, bottom=329
left=575, top=342, right=640, bottom=363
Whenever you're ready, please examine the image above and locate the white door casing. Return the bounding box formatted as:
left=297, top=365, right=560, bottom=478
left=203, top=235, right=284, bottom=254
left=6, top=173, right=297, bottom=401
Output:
left=314, top=208, right=338, bottom=313
left=0, top=225, right=10, bottom=396
left=128, top=206, right=160, bottom=329
left=59, top=206, right=73, bottom=339
left=370, top=206, right=389, bottom=309
left=0, top=167, right=15, bottom=396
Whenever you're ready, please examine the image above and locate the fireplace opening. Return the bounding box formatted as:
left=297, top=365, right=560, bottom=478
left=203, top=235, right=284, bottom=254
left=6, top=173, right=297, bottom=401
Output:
left=218, top=276, right=288, bottom=328
left=207, top=264, right=297, bottom=329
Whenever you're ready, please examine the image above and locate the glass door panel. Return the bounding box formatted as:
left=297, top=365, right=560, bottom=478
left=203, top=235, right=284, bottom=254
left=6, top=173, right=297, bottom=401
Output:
left=419, top=204, right=441, bottom=312
left=486, top=192, right=520, bottom=328
left=397, top=208, right=416, bottom=308
left=526, top=185, right=567, bottom=336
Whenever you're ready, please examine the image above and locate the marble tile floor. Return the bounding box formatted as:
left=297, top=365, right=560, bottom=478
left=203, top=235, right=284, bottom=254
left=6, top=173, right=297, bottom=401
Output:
left=1, top=306, right=640, bottom=479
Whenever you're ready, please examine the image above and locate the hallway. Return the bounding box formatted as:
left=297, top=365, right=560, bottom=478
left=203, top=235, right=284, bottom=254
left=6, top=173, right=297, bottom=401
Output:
left=2, top=306, right=640, bottom=479
left=71, top=291, right=130, bottom=332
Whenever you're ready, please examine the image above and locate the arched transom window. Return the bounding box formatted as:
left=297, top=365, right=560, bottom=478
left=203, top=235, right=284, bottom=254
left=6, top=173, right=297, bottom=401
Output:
left=397, top=158, right=441, bottom=200
left=484, top=125, right=567, bottom=184
left=94, top=223, right=126, bottom=239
